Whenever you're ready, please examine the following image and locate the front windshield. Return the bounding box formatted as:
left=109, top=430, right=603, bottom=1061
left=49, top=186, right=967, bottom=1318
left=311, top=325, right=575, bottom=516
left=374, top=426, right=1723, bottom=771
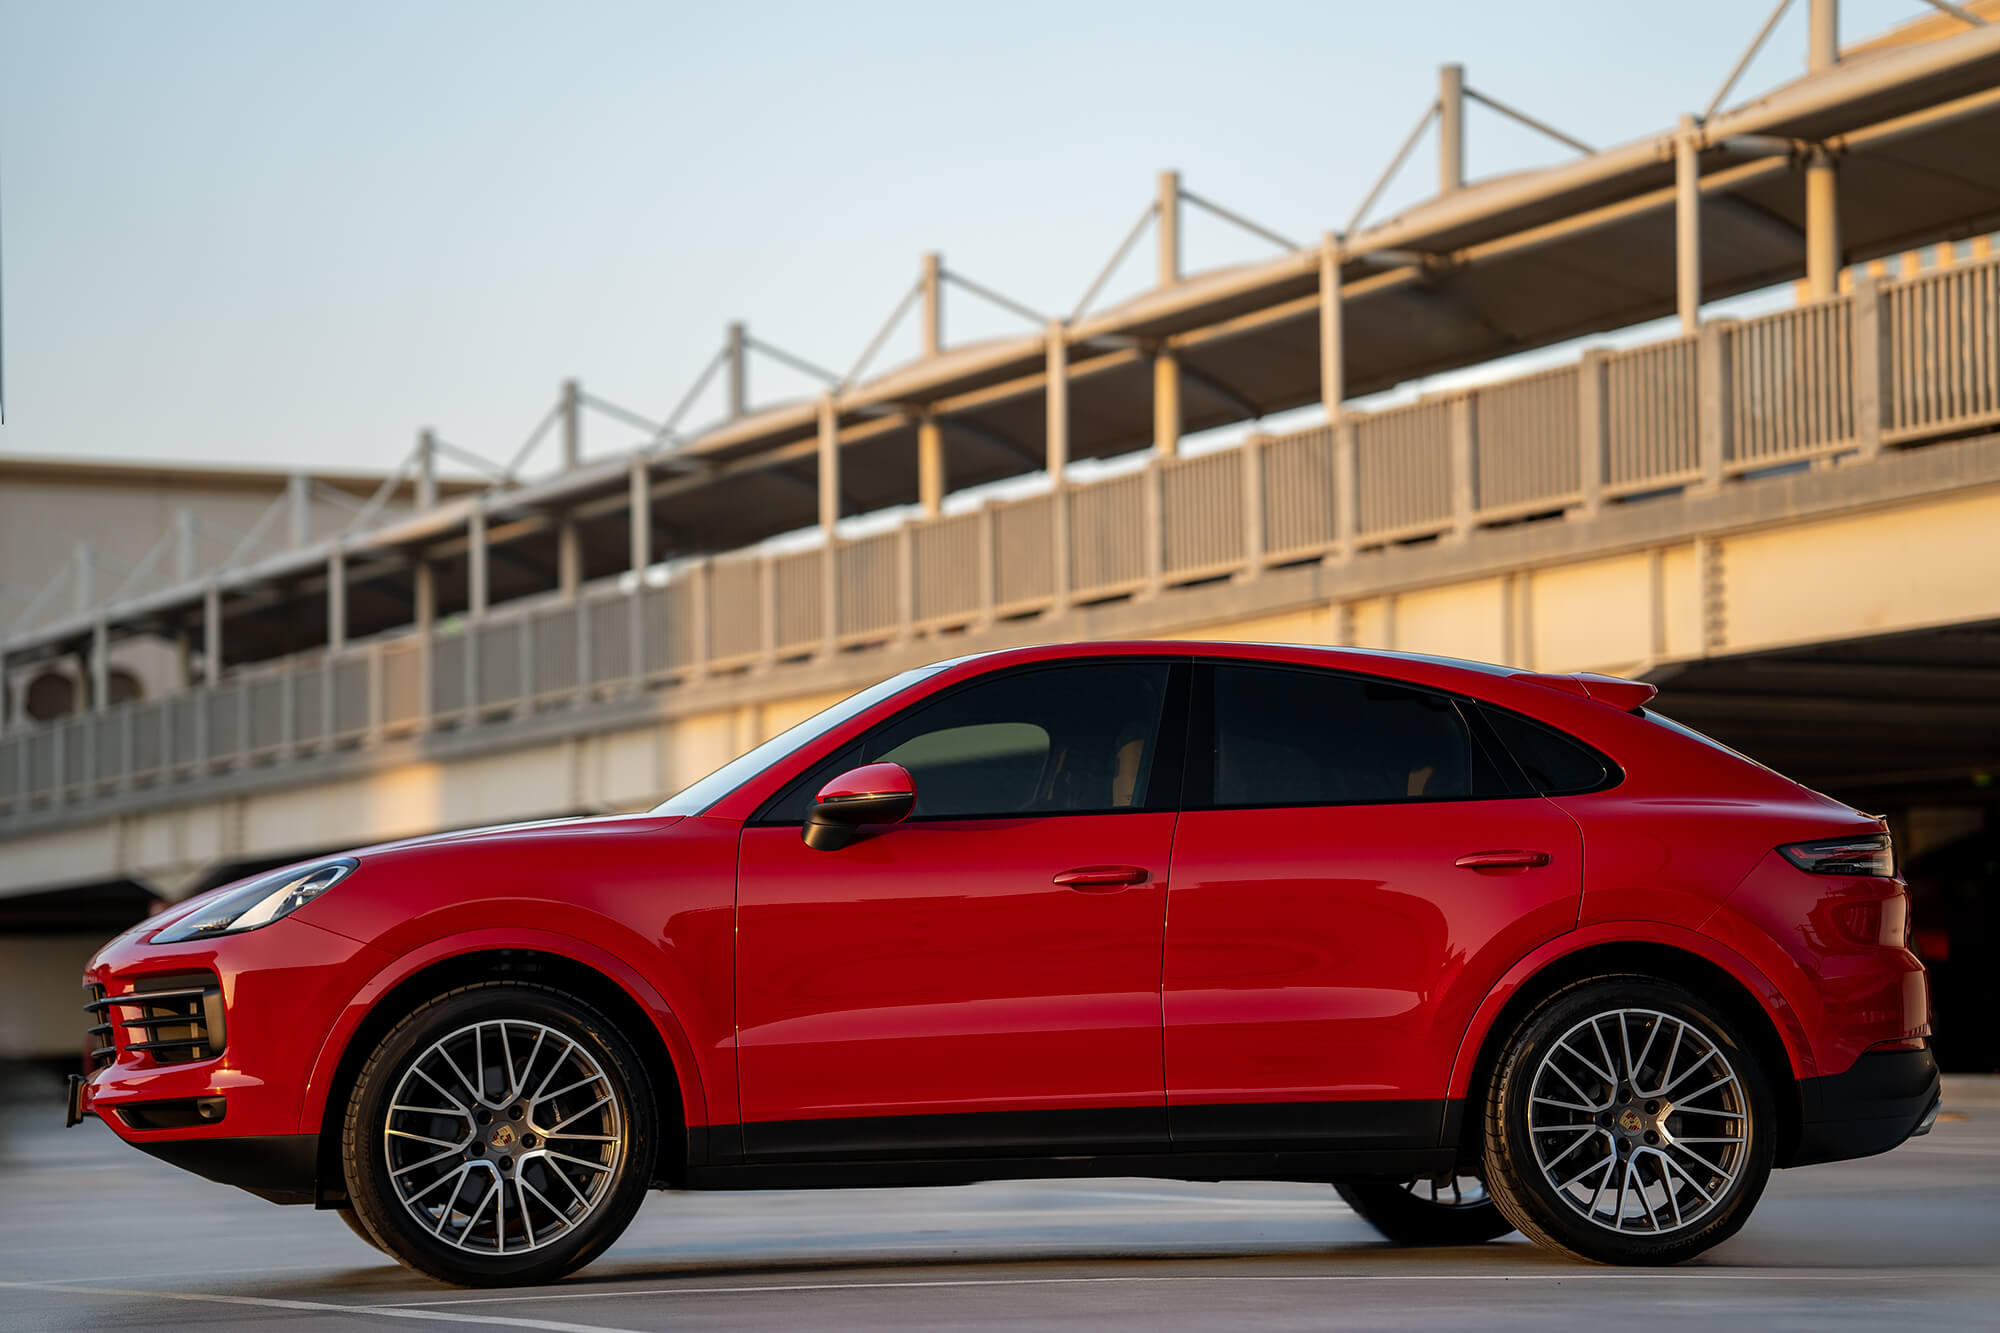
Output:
left=650, top=664, right=949, bottom=815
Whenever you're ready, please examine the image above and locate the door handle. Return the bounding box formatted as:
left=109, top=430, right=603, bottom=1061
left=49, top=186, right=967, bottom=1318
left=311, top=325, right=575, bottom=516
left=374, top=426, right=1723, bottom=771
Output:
left=1454, top=849, right=1552, bottom=870
left=1053, top=865, right=1149, bottom=891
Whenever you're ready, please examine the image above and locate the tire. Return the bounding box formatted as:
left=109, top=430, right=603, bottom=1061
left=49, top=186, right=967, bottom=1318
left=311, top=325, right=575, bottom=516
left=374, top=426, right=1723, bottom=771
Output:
left=1481, top=975, right=1776, bottom=1266
left=1335, top=1175, right=1516, bottom=1246
left=341, top=982, right=658, bottom=1286
left=336, top=1206, right=388, bottom=1254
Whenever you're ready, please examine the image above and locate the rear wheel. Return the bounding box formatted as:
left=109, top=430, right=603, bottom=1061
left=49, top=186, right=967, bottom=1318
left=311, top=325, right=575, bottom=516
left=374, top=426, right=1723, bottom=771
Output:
left=1481, top=975, right=1775, bottom=1265
left=1336, top=1174, right=1516, bottom=1246
left=341, top=982, right=658, bottom=1286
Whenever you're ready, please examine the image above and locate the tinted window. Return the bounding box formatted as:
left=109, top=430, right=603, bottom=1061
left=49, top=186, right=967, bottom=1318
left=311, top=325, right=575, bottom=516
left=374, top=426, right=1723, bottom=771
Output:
left=1207, top=665, right=1483, bottom=807
left=763, top=661, right=1174, bottom=822
left=1482, top=707, right=1612, bottom=794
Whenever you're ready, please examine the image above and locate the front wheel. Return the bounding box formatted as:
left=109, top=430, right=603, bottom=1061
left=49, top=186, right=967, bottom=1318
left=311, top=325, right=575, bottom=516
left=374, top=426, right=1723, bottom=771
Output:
left=1336, top=1175, right=1516, bottom=1246
left=1481, top=975, right=1776, bottom=1265
left=341, top=982, right=658, bottom=1286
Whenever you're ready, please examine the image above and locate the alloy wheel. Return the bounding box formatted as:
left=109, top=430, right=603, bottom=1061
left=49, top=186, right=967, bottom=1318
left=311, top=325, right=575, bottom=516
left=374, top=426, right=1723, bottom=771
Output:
left=381, top=1019, right=625, bottom=1255
left=1525, top=1007, right=1748, bottom=1235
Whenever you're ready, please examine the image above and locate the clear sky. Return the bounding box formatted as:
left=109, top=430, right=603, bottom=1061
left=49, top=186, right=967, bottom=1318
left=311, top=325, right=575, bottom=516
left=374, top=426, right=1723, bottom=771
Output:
left=0, top=0, right=1935, bottom=479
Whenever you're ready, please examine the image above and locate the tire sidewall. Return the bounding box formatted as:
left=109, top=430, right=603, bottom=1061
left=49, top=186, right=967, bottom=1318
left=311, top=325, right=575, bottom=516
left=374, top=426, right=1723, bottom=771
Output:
left=344, top=983, right=657, bottom=1286
left=1487, top=977, right=1776, bottom=1265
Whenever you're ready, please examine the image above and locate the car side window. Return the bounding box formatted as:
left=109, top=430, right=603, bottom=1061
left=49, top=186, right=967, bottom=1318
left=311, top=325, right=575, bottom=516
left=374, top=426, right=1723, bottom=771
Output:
left=1204, top=664, right=1501, bottom=808
left=1482, top=706, right=1615, bottom=794
left=760, top=661, right=1177, bottom=822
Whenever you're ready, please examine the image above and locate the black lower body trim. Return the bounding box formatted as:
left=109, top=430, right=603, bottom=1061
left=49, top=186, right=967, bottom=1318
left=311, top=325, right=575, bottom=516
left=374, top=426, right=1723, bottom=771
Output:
left=742, top=1105, right=1168, bottom=1162
left=689, top=1098, right=1459, bottom=1190
left=1169, top=1099, right=1447, bottom=1152
left=687, top=1148, right=1454, bottom=1192
left=1786, top=1048, right=1941, bottom=1168
left=127, top=1133, right=319, bottom=1205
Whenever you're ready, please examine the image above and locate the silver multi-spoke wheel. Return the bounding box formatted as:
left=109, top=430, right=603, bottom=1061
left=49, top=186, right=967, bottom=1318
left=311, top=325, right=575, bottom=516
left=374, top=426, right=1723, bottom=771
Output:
left=1400, top=1174, right=1489, bottom=1209
left=382, top=1019, right=625, bottom=1256
left=1526, top=1007, right=1748, bottom=1236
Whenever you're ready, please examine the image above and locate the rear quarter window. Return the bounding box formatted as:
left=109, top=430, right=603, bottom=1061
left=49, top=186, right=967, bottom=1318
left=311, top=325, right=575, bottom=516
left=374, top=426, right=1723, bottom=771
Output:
left=1481, top=706, right=1617, bottom=795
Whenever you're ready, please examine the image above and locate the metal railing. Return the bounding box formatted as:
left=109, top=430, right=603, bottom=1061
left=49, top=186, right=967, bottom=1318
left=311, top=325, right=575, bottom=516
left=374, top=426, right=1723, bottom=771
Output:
left=7, top=250, right=2000, bottom=823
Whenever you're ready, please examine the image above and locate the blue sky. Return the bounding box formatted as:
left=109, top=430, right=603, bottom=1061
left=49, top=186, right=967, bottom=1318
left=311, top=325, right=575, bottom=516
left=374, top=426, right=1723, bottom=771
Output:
left=0, top=1, right=1937, bottom=479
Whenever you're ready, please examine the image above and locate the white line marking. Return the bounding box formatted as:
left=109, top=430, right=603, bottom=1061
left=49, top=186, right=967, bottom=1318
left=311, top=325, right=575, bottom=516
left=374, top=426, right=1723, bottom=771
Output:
left=0, top=1282, right=643, bottom=1333
left=386, top=1268, right=1996, bottom=1307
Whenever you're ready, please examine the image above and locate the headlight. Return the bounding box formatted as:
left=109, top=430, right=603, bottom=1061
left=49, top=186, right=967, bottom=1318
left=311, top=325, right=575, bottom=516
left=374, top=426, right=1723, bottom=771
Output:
left=150, top=859, right=358, bottom=944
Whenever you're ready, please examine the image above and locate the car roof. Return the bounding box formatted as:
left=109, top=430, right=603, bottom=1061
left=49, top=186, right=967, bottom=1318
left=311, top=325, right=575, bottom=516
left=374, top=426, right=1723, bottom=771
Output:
left=940, top=640, right=1517, bottom=682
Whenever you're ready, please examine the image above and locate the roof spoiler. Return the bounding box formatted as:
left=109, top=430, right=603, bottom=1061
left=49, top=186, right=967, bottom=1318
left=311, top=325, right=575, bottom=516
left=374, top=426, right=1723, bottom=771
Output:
left=1510, top=671, right=1659, bottom=712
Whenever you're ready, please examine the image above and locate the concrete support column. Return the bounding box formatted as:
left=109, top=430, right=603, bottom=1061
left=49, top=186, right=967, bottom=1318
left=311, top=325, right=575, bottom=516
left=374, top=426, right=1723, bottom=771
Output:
left=202, top=583, right=222, bottom=687
left=467, top=512, right=489, bottom=617
left=920, top=252, right=942, bottom=356
left=1851, top=272, right=1888, bottom=459
left=1153, top=352, right=1181, bottom=457
left=416, top=430, right=439, bottom=510
left=628, top=457, right=652, bottom=574
left=287, top=472, right=312, bottom=547
left=1808, top=0, right=1838, bottom=73
left=1438, top=64, right=1465, bottom=196
left=1319, top=232, right=1344, bottom=419
left=726, top=323, right=747, bottom=419
left=1157, top=170, right=1180, bottom=286
left=1697, top=319, right=1736, bottom=489
left=1805, top=149, right=1842, bottom=302
left=1448, top=396, right=1477, bottom=540
left=560, top=379, right=583, bottom=471
left=90, top=619, right=109, bottom=714
left=1046, top=321, right=1071, bottom=609
left=1241, top=436, right=1265, bottom=579
left=1332, top=419, right=1359, bottom=558
left=1576, top=348, right=1608, bottom=518
left=917, top=416, right=945, bottom=518
left=818, top=394, right=840, bottom=653
left=413, top=557, right=436, bottom=729
left=557, top=518, right=582, bottom=600
left=1675, top=113, right=1703, bottom=334
left=465, top=508, right=486, bottom=721
left=327, top=547, right=347, bottom=651
left=627, top=458, right=651, bottom=684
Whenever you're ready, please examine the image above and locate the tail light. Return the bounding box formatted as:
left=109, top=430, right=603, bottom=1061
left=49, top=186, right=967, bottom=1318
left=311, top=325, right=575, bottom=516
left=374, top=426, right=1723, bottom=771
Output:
left=1779, top=833, right=1894, bottom=878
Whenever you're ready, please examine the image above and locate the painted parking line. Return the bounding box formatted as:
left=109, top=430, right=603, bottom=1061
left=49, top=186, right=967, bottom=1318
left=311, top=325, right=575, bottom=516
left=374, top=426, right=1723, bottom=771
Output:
left=385, top=1268, right=1992, bottom=1308
left=0, top=1282, right=643, bottom=1333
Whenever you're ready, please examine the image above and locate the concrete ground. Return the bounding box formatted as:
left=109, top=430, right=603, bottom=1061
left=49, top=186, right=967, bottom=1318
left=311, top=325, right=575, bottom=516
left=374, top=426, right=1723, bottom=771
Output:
left=2, top=1075, right=1996, bottom=1331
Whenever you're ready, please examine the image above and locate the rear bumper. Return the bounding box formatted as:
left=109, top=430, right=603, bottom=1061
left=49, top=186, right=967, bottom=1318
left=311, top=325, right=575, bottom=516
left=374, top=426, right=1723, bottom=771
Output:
left=1786, top=1047, right=1942, bottom=1167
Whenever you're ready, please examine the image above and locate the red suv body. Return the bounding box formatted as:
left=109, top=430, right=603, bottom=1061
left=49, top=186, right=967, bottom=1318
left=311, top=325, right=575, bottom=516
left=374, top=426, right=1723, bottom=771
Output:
left=75, top=642, right=1938, bottom=1282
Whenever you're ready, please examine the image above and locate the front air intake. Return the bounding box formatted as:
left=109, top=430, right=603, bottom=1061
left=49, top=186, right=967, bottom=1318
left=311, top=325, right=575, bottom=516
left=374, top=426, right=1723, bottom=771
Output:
left=82, top=972, right=226, bottom=1066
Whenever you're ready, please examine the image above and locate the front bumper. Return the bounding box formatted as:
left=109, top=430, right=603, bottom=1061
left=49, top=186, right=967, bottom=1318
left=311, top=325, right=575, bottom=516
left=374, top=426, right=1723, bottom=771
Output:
left=1787, top=1046, right=1942, bottom=1167
left=73, top=913, right=391, bottom=1203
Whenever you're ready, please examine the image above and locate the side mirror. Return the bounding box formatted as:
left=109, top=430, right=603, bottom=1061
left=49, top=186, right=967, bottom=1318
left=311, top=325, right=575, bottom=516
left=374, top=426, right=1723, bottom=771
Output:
left=803, top=762, right=916, bottom=851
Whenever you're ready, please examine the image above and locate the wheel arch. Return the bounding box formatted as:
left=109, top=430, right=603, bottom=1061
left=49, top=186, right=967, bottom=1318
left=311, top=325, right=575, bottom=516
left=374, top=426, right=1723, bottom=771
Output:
left=309, top=943, right=696, bottom=1205
left=1449, top=935, right=1805, bottom=1170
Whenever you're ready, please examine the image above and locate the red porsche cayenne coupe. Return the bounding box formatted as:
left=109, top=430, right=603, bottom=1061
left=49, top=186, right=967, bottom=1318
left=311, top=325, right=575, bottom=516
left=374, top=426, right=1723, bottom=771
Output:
left=73, top=642, right=1938, bottom=1285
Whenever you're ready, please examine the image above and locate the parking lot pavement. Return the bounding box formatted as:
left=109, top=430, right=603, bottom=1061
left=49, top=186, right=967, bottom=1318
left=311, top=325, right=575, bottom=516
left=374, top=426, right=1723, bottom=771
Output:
left=3, top=1076, right=1997, bottom=1331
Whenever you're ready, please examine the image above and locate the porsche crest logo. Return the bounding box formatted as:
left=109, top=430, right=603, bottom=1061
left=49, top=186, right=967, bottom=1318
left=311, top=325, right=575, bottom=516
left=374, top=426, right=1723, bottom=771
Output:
left=490, top=1123, right=518, bottom=1149
left=1618, top=1109, right=1645, bottom=1134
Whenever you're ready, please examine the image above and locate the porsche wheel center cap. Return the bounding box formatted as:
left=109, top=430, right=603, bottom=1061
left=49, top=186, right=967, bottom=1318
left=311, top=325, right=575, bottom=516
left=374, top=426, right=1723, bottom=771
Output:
left=490, top=1123, right=518, bottom=1150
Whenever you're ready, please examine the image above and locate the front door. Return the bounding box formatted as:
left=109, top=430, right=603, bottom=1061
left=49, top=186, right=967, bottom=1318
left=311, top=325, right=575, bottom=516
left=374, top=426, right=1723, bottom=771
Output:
left=736, top=659, right=1187, bottom=1159
left=1164, top=662, right=1582, bottom=1149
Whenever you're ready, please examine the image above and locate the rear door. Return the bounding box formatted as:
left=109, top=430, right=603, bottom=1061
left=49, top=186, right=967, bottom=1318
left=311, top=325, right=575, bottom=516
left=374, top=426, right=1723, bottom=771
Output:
left=735, top=658, right=1188, bottom=1158
left=1163, top=661, right=1582, bottom=1149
